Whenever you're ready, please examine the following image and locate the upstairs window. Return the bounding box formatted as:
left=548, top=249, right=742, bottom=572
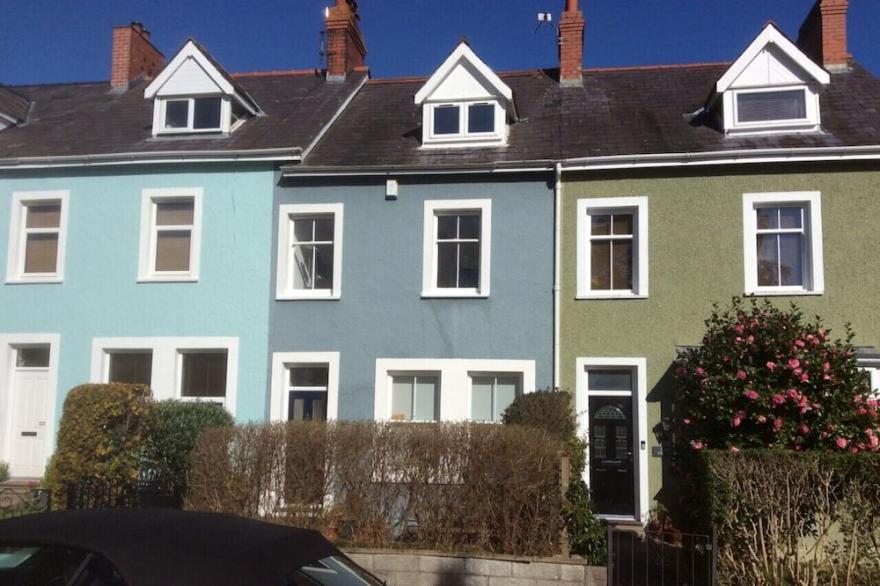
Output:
left=427, top=101, right=500, bottom=144
left=742, top=192, right=824, bottom=295
left=736, top=89, right=807, bottom=124
left=422, top=199, right=491, bottom=298
left=5, top=191, right=69, bottom=284
left=159, top=97, right=223, bottom=133
left=276, top=204, right=344, bottom=300
left=138, top=188, right=203, bottom=282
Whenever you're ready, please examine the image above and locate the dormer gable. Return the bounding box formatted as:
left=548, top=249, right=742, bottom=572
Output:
left=714, top=23, right=830, bottom=136
left=414, top=42, right=513, bottom=148
left=144, top=40, right=261, bottom=136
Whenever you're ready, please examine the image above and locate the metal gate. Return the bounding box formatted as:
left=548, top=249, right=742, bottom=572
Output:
left=0, top=485, right=51, bottom=519
left=607, top=526, right=715, bottom=586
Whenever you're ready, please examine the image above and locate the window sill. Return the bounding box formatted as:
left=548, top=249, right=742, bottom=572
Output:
left=421, top=289, right=489, bottom=299
left=276, top=292, right=341, bottom=301
left=576, top=292, right=648, bottom=300
left=5, top=276, right=63, bottom=285
left=137, top=275, right=199, bottom=283
left=745, top=288, right=824, bottom=297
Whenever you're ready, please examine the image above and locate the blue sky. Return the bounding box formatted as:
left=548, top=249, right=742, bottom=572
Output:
left=1, top=0, right=877, bottom=85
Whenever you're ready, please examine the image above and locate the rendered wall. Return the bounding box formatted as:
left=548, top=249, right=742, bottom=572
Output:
left=561, top=162, right=880, bottom=508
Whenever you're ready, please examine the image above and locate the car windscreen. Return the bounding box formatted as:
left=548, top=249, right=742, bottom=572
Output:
left=287, top=555, right=385, bottom=586
left=0, top=545, right=126, bottom=586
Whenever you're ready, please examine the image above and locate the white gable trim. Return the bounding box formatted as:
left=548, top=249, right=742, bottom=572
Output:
left=414, top=43, right=512, bottom=105
left=716, top=24, right=830, bottom=93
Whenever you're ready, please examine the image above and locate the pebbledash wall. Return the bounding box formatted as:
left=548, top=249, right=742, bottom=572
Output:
left=0, top=163, right=275, bottom=470
left=560, top=162, right=880, bottom=519
left=269, top=174, right=554, bottom=421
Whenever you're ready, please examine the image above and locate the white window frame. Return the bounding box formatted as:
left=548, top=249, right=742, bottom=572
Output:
left=421, top=199, right=491, bottom=298
left=742, top=191, right=823, bottom=296
left=374, top=358, right=535, bottom=422
left=276, top=203, right=343, bottom=300
left=576, top=197, right=649, bottom=299
left=467, top=371, right=525, bottom=423
left=90, top=336, right=238, bottom=415
left=153, top=96, right=231, bottom=135
left=724, top=84, right=821, bottom=136
left=575, top=357, right=649, bottom=525
left=269, top=351, right=340, bottom=422
left=5, top=191, right=69, bottom=284
left=0, top=333, right=61, bottom=477
left=858, top=358, right=880, bottom=400
left=137, top=188, right=203, bottom=282
left=424, top=100, right=505, bottom=146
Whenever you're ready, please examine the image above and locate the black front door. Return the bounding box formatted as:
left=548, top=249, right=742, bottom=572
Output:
left=588, top=396, right=635, bottom=517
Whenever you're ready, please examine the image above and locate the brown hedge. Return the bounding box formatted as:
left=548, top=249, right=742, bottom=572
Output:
left=702, top=450, right=880, bottom=585
left=187, top=421, right=565, bottom=556
left=49, top=383, right=153, bottom=506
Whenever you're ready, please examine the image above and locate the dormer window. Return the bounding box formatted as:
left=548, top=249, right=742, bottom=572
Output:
left=145, top=40, right=261, bottom=137
left=713, top=24, right=829, bottom=136
left=415, top=43, right=514, bottom=149
left=160, top=97, right=223, bottom=133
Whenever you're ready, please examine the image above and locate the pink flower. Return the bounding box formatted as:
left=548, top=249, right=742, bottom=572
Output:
left=786, top=388, right=800, bottom=400
left=795, top=339, right=806, bottom=348
left=736, top=370, right=747, bottom=381
left=729, top=446, right=740, bottom=453
left=771, top=394, right=786, bottom=407
left=732, top=411, right=745, bottom=428
left=743, top=390, right=759, bottom=400
left=799, top=373, right=809, bottom=383
left=870, top=435, right=879, bottom=450
left=766, top=361, right=777, bottom=371
left=793, top=367, right=803, bottom=376
left=676, top=366, right=687, bottom=377
left=836, top=437, right=848, bottom=449
left=788, top=358, right=800, bottom=369
left=733, top=324, right=745, bottom=335
left=682, top=418, right=692, bottom=426
left=690, top=440, right=704, bottom=451
left=746, top=335, right=755, bottom=344
left=858, top=407, right=868, bottom=416
left=823, top=374, right=832, bottom=381
left=757, top=415, right=767, bottom=424
left=823, top=362, right=831, bottom=372
left=800, top=424, right=810, bottom=435
left=694, top=367, right=705, bottom=377
left=773, top=418, right=784, bottom=432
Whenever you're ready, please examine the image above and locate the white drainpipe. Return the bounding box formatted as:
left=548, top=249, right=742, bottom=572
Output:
left=553, top=162, right=562, bottom=390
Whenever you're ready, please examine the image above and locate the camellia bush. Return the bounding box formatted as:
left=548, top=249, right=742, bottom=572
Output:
left=676, top=297, right=880, bottom=453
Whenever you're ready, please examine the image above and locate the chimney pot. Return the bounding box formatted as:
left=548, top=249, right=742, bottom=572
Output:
left=324, top=0, right=367, bottom=80
left=559, top=0, right=585, bottom=86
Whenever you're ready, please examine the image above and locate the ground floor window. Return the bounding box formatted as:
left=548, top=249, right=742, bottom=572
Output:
left=90, top=337, right=238, bottom=414
left=374, top=358, right=535, bottom=422
left=270, top=352, right=340, bottom=422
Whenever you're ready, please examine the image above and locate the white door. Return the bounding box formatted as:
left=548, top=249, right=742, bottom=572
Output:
left=9, top=347, right=51, bottom=477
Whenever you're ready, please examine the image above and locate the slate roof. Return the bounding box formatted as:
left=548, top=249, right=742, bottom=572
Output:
left=298, top=62, right=880, bottom=171
left=0, top=71, right=366, bottom=160
left=0, top=85, right=30, bottom=123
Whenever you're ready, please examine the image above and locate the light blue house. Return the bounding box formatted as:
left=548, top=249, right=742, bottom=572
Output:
left=0, top=17, right=366, bottom=477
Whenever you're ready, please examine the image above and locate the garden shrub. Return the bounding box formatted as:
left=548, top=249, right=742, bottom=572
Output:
left=145, top=400, right=234, bottom=493
left=187, top=421, right=564, bottom=557
left=702, top=449, right=880, bottom=586
left=676, top=298, right=879, bottom=452
left=503, top=389, right=606, bottom=564
left=0, top=460, right=8, bottom=482
left=48, top=383, right=153, bottom=506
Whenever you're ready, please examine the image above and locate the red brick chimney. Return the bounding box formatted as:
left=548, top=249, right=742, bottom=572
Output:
left=559, top=0, right=585, bottom=86
left=111, top=22, right=164, bottom=89
left=797, top=0, right=849, bottom=70
left=324, top=0, right=367, bottom=81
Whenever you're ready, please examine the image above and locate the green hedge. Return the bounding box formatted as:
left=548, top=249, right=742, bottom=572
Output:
left=701, top=449, right=880, bottom=585
left=503, top=389, right=606, bottom=564
left=47, top=384, right=233, bottom=505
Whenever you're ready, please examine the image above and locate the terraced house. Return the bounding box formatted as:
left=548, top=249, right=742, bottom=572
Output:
left=2, top=0, right=879, bottom=532
left=0, top=12, right=365, bottom=477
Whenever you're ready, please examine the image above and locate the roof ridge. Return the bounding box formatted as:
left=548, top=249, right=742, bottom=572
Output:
left=583, top=61, right=732, bottom=73
left=232, top=69, right=321, bottom=79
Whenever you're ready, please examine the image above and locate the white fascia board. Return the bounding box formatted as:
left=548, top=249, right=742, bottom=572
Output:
left=716, top=24, right=830, bottom=93
left=145, top=41, right=233, bottom=98
left=414, top=42, right=513, bottom=105
left=0, top=148, right=302, bottom=169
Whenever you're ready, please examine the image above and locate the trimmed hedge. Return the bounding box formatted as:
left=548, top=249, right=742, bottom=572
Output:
left=49, top=383, right=153, bottom=505
left=702, top=449, right=880, bottom=585
left=503, top=389, right=606, bottom=564
left=146, top=400, right=234, bottom=493
left=187, top=421, right=565, bottom=557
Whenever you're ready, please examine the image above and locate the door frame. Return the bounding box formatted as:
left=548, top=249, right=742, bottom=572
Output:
left=575, top=356, right=648, bottom=524
left=0, top=334, right=60, bottom=478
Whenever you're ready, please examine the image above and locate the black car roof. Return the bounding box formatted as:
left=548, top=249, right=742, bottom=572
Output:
left=0, top=509, right=340, bottom=586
